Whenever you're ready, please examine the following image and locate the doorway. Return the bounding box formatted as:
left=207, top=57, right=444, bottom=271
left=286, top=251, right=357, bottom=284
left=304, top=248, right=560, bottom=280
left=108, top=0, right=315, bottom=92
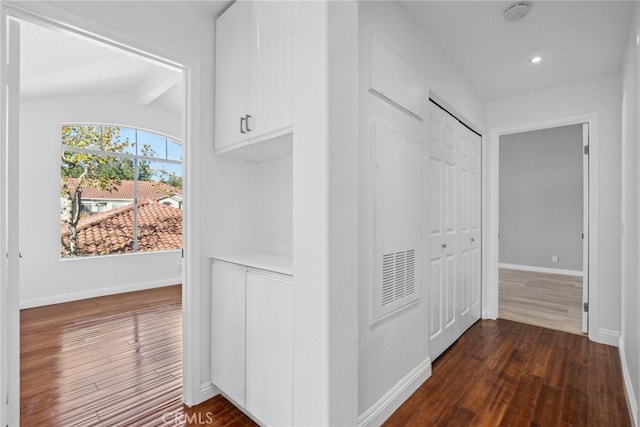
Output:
left=1, top=5, right=199, bottom=424
left=497, top=123, right=589, bottom=335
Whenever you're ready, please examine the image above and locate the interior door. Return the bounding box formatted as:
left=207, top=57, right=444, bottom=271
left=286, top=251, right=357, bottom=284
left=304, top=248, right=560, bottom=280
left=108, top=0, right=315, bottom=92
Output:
left=428, top=104, right=459, bottom=359
left=458, top=126, right=482, bottom=332
left=469, top=130, right=482, bottom=322
left=429, top=101, right=481, bottom=360
left=2, top=17, right=21, bottom=426
left=582, top=123, right=589, bottom=334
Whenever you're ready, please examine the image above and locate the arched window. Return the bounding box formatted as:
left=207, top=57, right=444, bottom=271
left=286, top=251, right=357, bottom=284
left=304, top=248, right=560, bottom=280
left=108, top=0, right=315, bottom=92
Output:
left=60, top=124, right=183, bottom=258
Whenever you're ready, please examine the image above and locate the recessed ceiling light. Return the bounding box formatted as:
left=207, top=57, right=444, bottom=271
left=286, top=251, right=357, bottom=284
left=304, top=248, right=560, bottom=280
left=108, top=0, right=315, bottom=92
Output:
left=530, top=56, right=542, bottom=64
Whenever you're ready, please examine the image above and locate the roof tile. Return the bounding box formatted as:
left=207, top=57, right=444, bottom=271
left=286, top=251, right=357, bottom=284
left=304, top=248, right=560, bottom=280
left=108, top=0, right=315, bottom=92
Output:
left=61, top=199, right=182, bottom=257
left=63, top=179, right=181, bottom=201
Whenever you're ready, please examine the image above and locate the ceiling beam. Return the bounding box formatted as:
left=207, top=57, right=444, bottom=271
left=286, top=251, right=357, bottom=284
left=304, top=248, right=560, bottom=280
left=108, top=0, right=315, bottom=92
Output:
left=133, top=72, right=182, bottom=108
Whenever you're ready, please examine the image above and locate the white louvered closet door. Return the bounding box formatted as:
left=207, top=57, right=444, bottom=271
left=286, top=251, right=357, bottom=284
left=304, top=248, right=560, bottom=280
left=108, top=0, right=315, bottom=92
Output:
left=429, top=102, right=481, bottom=360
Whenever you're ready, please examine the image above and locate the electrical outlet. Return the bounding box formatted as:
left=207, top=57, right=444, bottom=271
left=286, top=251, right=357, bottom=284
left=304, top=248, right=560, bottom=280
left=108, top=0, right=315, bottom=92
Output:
left=552, top=255, right=559, bottom=263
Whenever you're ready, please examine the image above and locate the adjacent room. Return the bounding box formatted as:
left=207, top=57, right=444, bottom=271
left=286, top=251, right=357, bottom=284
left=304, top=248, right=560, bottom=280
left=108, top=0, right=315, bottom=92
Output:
left=16, top=18, right=187, bottom=425
left=498, top=124, right=587, bottom=335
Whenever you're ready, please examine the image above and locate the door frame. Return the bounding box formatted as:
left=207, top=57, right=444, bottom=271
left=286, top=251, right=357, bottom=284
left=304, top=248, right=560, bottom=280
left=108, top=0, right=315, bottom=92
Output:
left=0, top=3, right=203, bottom=422
left=486, top=114, right=599, bottom=341
left=0, top=9, right=21, bottom=425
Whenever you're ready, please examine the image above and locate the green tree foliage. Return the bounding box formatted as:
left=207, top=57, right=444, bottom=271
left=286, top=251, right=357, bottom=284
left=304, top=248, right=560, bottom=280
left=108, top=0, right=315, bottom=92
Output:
left=137, top=144, right=155, bottom=181
left=61, top=125, right=130, bottom=256
left=156, top=168, right=183, bottom=189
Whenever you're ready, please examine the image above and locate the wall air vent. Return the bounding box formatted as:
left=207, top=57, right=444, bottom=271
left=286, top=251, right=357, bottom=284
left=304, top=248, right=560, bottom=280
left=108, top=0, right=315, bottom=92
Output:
left=382, top=250, right=416, bottom=306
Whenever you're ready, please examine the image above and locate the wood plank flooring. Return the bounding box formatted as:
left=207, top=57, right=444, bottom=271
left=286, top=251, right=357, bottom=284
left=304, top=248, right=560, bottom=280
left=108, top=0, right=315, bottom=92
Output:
left=385, top=319, right=631, bottom=426
left=20, top=285, right=256, bottom=426
left=499, top=268, right=584, bottom=335
left=23, top=286, right=630, bottom=426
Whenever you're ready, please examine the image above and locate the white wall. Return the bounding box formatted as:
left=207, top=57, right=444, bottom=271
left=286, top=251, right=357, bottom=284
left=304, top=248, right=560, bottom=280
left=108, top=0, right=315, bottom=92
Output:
left=487, top=73, right=623, bottom=343
left=290, top=1, right=360, bottom=424
left=19, top=92, right=182, bottom=307
left=499, top=125, right=584, bottom=272
left=358, top=1, right=485, bottom=420
left=620, top=4, right=640, bottom=424
left=253, top=155, right=292, bottom=256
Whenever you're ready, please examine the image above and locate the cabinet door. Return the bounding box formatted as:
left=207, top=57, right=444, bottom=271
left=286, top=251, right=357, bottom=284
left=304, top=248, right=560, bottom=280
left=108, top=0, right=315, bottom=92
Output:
left=245, top=271, right=293, bottom=426
left=211, top=261, right=247, bottom=406
left=215, top=0, right=251, bottom=151
left=247, top=1, right=293, bottom=142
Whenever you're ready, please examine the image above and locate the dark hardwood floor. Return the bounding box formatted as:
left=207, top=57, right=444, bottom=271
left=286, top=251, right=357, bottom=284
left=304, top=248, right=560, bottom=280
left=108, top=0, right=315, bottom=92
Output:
left=385, top=319, right=631, bottom=426
left=20, top=285, right=255, bottom=426
left=22, top=288, right=631, bottom=426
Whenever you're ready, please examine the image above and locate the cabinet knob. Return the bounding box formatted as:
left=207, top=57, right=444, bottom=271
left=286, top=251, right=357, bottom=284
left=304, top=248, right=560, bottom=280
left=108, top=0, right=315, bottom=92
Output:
left=240, top=116, right=246, bottom=134
left=245, top=114, right=253, bottom=132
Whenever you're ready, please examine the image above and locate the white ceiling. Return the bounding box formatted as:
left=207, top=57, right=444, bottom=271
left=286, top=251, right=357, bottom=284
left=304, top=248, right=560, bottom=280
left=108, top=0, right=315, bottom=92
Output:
left=398, top=0, right=635, bottom=100
left=20, top=19, right=184, bottom=113
left=19, top=1, right=635, bottom=106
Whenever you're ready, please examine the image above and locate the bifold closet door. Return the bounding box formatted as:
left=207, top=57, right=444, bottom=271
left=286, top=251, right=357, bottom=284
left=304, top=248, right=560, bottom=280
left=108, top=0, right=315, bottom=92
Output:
left=428, top=102, right=481, bottom=360
left=458, top=123, right=482, bottom=334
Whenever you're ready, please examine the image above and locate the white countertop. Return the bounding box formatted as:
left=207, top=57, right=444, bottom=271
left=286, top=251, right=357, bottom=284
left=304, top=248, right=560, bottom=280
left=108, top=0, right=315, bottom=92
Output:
left=211, top=251, right=293, bottom=276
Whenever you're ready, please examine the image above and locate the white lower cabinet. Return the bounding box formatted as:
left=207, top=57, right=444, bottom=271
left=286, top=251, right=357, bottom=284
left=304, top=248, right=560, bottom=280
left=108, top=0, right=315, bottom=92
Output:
left=246, top=271, right=293, bottom=426
left=211, top=261, right=246, bottom=406
left=211, top=258, right=293, bottom=426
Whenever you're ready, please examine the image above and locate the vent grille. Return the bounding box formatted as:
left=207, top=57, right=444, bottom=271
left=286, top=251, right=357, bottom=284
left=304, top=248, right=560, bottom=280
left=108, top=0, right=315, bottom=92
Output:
left=382, top=249, right=416, bottom=306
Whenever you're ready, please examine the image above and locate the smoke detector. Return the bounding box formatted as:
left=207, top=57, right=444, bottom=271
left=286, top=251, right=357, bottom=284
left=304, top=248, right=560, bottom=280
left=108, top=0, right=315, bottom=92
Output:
left=503, top=2, right=530, bottom=22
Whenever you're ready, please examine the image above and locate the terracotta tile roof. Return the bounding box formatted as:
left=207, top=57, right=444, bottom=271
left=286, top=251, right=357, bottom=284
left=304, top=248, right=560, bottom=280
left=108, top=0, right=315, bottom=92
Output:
left=61, top=199, right=182, bottom=257
left=64, top=179, right=181, bottom=201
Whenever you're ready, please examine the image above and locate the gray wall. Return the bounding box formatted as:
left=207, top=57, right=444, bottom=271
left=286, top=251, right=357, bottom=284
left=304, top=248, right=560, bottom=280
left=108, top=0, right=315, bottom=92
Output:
left=499, top=124, right=584, bottom=271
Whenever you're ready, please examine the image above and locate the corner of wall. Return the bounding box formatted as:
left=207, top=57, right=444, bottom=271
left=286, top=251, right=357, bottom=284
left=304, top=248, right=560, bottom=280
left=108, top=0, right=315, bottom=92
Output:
left=357, top=358, right=431, bottom=427
left=619, top=337, right=639, bottom=427
left=199, top=381, right=219, bottom=405
left=591, top=328, right=621, bottom=347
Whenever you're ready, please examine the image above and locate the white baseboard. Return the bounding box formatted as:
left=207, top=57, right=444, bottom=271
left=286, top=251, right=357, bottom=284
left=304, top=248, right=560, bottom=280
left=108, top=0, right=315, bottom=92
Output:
left=358, top=357, right=431, bottom=427
left=619, top=338, right=638, bottom=427
left=590, top=328, right=621, bottom=347
left=482, top=309, right=496, bottom=320
left=19, top=278, right=181, bottom=309
left=200, top=381, right=219, bottom=403
left=498, top=263, right=583, bottom=277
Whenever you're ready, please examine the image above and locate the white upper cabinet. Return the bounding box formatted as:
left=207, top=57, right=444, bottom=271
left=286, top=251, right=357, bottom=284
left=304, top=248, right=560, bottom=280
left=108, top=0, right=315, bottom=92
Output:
left=215, top=1, right=251, bottom=151
left=248, top=2, right=293, bottom=141
left=215, top=1, right=293, bottom=155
